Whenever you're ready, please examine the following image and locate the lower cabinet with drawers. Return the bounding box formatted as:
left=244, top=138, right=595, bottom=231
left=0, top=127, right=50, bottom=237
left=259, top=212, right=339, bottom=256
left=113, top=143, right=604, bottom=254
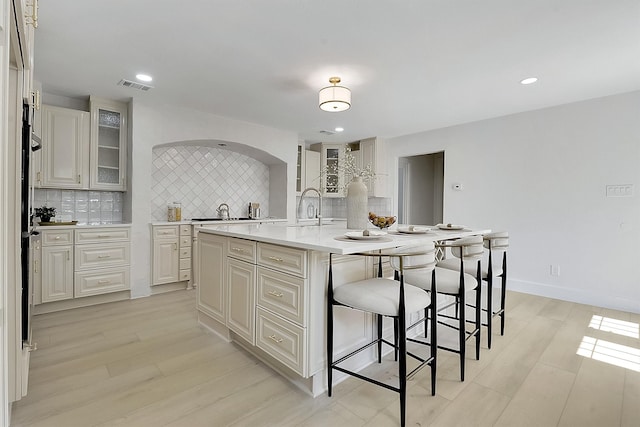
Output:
left=198, top=233, right=310, bottom=377
left=151, top=224, right=192, bottom=287
left=35, top=226, right=131, bottom=309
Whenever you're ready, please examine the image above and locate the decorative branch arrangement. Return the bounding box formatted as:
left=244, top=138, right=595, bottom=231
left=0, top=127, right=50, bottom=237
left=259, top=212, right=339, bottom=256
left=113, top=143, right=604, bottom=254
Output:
left=322, top=146, right=376, bottom=194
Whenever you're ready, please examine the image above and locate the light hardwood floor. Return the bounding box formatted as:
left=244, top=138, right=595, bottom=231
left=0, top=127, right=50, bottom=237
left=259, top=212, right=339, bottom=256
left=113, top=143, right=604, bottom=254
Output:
left=11, top=289, right=640, bottom=426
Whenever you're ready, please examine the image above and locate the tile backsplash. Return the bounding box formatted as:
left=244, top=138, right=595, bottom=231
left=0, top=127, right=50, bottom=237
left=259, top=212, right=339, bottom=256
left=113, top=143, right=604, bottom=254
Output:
left=296, top=196, right=392, bottom=219
left=34, top=189, right=123, bottom=225
left=151, top=145, right=270, bottom=221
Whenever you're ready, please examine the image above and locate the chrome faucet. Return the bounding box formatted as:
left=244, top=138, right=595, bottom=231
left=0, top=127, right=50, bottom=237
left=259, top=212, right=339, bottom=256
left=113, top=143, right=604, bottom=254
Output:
left=298, top=187, right=322, bottom=226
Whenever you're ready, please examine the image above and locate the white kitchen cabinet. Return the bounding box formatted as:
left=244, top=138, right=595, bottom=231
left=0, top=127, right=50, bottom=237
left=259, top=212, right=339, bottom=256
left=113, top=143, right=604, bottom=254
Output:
left=296, top=144, right=305, bottom=194
left=152, top=224, right=191, bottom=286
left=72, top=227, right=131, bottom=298
left=359, top=137, right=389, bottom=197
left=41, top=245, right=73, bottom=303
left=304, top=150, right=321, bottom=191
left=227, top=258, right=256, bottom=344
left=197, top=233, right=226, bottom=323
left=152, top=226, right=180, bottom=285
left=37, top=227, right=131, bottom=305
left=178, top=225, right=192, bottom=283
left=89, top=97, right=128, bottom=191
left=41, top=105, right=90, bottom=189
left=310, top=143, right=344, bottom=197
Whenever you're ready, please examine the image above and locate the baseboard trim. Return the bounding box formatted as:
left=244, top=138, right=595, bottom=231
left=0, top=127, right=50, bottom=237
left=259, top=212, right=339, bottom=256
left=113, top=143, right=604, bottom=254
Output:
left=509, top=279, right=640, bottom=314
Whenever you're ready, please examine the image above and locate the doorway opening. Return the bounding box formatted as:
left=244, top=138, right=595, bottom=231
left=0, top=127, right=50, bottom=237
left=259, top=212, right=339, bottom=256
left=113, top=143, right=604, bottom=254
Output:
left=398, top=151, right=444, bottom=226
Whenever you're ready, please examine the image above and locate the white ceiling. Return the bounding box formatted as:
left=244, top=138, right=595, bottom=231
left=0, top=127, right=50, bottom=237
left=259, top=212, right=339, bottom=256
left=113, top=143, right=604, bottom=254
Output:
left=34, top=0, right=640, bottom=144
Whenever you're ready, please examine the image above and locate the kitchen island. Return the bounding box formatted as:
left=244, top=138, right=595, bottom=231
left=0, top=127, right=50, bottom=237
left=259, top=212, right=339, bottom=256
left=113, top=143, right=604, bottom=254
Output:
left=196, top=222, right=489, bottom=396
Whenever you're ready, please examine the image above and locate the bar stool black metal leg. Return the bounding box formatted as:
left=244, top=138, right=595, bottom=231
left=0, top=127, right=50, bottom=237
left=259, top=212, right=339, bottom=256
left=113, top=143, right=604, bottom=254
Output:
left=327, top=254, right=334, bottom=396
left=475, top=262, right=482, bottom=360
left=486, top=251, right=494, bottom=349
left=500, top=252, right=507, bottom=336
left=377, top=314, right=383, bottom=363
left=459, top=272, right=466, bottom=382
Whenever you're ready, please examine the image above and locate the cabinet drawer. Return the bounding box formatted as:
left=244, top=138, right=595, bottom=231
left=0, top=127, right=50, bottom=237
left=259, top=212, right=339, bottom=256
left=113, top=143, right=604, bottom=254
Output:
left=180, top=225, right=191, bottom=236
left=257, top=243, right=307, bottom=278
left=256, top=307, right=306, bottom=376
left=179, top=246, right=192, bottom=259
left=179, top=236, right=191, bottom=247
left=179, top=269, right=191, bottom=281
left=75, top=227, right=130, bottom=243
left=227, top=237, right=256, bottom=263
left=42, top=229, right=74, bottom=246
left=179, top=258, right=191, bottom=270
left=153, top=226, right=179, bottom=239
left=75, top=242, right=130, bottom=270
left=74, top=267, right=130, bottom=298
left=257, top=267, right=306, bottom=325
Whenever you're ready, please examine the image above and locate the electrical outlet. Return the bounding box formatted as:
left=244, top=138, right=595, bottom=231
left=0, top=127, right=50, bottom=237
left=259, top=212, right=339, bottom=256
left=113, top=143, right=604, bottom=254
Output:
left=606, top=184, right=634, bottom=197
left=550, top=265, right=560, bottom=276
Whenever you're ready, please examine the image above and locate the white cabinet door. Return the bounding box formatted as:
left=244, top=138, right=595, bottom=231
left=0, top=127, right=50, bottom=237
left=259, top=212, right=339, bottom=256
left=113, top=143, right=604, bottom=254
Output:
left=304, top=150, right=321, bottom=190
left=227, top=258, right=256, bottom=344
left=152, top=238, right=179, bottom=285
left=360, top=137, right=389, bottom=197
left=197, top=233, right=226, bottom=323
left=41, top=105, right=90, bottom=189
left=89, top=97, right=127, bottom=191
left=41, top=245, right=74, bottom=302
left=311, top=143, right=345, bottom=197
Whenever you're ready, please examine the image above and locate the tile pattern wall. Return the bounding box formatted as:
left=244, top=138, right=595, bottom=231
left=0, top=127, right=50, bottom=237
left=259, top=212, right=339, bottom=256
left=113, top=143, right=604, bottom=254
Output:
left=151, top=146, right=270, bottom=221
left=34, top=189, right=123, bottom=225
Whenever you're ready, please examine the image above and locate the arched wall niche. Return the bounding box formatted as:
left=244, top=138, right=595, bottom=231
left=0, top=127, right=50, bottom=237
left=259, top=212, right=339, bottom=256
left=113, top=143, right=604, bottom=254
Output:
left=150, top=139, right=287, bottom=220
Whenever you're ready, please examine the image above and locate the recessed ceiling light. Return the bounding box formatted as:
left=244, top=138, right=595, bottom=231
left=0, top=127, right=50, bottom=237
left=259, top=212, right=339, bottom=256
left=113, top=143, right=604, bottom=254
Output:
left=136, top=73, right=153, bottom=82
left=520, top=77, right=538, bottom=85
left=335, top=127, right=344, bottom=132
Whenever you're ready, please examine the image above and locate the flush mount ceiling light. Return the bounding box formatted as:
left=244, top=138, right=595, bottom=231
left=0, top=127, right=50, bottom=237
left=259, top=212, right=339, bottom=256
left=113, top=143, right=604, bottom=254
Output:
left=319, top=77, right=351, bottom=112
left=335, top=127, right=344, bottom=132
left=520, top=77, right=538, bottom=85
left=136, top=73, right=153, bottom=82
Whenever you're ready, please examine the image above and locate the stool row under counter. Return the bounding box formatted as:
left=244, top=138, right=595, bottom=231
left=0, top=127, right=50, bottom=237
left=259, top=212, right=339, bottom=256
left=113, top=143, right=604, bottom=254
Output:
left=32, top=223, right=132, bottom=314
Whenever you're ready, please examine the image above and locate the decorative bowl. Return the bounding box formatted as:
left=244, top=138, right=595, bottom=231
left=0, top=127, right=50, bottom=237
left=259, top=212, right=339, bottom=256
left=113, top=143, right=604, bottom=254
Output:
left=368, top=212, right=396, bottom=229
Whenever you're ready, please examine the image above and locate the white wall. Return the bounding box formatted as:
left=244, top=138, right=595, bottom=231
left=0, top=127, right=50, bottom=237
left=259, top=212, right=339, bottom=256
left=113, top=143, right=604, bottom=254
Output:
left=388, top=91, right=640, bottom=314
left=129, top=100, right=298, bottom=297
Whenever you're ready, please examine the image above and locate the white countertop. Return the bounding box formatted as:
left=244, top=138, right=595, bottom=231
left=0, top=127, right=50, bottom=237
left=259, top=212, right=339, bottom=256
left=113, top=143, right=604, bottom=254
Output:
left=35, top=223, right=131, bottom=230
left=151, top=218, right=287, bottom=226
left=198, top=223, right=490, bottom=255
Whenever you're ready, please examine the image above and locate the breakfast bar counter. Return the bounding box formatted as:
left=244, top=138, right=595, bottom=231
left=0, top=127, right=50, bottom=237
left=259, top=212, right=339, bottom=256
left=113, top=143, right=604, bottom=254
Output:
left=196, top=222, right=488, bottom=396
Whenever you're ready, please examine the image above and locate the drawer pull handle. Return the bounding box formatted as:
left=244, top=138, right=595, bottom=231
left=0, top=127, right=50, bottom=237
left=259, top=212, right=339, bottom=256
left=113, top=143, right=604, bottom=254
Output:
left=97, top=234, right=110, bottom=238
left=268, top=256, right=284, bottom=263
left=267, top=290, right=283, bottom=298
left=54, top=236, right=61, bottom=240
left=268, top=334, right=283, bottom=344
left=98, top=255, right=111, bottom=259
left=34, top=260, right=38, bottom=273
left=231, top=247, right=246, bottom=253
left=98, top=280, right=111, bottom=284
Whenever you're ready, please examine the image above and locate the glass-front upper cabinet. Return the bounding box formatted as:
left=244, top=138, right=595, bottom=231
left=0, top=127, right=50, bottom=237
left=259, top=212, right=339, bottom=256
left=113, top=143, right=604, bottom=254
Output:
left=89, top=97, right=128, bottom=191
left=310, top=143, right=343, bottom=197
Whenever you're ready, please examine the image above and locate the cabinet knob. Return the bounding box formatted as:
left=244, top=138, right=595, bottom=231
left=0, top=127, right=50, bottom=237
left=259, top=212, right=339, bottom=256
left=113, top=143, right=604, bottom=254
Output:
left=267, top=290, right=284, bottom=298
left=268, top=334, right=283, bottom=344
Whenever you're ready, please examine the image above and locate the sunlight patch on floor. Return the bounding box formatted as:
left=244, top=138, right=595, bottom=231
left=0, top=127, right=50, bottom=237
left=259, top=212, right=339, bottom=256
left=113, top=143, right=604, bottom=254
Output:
left=577, top=336, right=640, bottom=372
left=588, top=315, right=639, bottom=338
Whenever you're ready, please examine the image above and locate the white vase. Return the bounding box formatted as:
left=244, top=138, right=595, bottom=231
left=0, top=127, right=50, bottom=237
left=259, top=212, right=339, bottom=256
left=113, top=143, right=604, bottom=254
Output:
left=346, top=176, right=369, bottom=229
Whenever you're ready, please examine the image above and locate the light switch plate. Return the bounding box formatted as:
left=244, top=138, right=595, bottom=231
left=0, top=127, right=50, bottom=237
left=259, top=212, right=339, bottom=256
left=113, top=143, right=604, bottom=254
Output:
left=606, top=184, right=633, bottom=197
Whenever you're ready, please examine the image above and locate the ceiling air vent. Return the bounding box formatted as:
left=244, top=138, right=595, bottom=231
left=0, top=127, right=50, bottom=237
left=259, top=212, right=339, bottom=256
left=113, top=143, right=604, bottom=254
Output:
left=319, top=130, right=335, bottom=136
left=118, top=79, right=153, bottom=91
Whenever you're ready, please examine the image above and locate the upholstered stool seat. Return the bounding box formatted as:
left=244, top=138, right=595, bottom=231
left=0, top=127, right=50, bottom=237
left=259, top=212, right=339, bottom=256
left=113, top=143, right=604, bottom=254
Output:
left=333, top=278, right=432, bottom=317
